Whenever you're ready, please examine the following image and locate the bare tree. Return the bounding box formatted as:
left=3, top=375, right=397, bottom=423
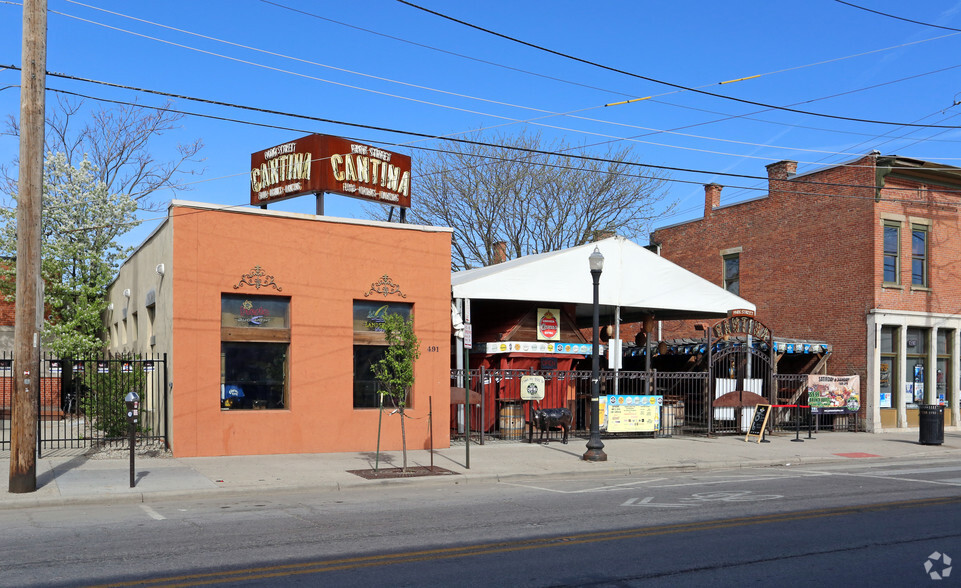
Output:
left=404, top=131, right=675, bottom=270
left=2, top=96, right=204, bottom=211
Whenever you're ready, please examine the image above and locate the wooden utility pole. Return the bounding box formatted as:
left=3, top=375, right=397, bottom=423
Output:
left=10, top=0, right=46, bottom=494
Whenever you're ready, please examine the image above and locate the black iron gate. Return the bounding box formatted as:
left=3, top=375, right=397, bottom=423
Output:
left=707, top=314, right=775, bottom=434
left=0, top=352, right=168, bottom=454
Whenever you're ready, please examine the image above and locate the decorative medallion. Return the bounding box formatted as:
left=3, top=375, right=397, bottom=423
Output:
left=233, top=266, right=283, bottom=291
left=365, top=274, right=407, bottom=298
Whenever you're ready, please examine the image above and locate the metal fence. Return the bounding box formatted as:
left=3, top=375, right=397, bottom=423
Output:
left=0, top=352, right=168, bottom=454
left=450, top=368, right=858, bottom=442
left=450, top=368, right=702, bottom=442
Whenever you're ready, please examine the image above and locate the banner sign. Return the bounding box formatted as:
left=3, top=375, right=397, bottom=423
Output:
left=599, top=395, right=662, bottom=432
left=481, top=342, right=603, bottom=355
left=807, top=374, right=860, bottom=414
left=250, top=134, right=412, bottom=208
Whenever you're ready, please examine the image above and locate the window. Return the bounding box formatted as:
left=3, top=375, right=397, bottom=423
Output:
left=879, top=326, right=898, bottom=409
left=353, top=301, right=411, bottom=408
left=911, top=225, right=928, bottom=287
left=906, top=327, right=928, bottom=407
left=722, top=253, right=739, bottom=295
left=146, top=305, right=156, bottom=346
left=937, top=329, right=951, bottom=406
left=130, top=311, right=138, bottom=344
left=883, top=222, right=900, bottom=284
left=220, top=295, right=290, bottom=410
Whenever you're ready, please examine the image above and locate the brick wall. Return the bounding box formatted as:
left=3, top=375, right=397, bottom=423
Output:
left=650, top=154, right=948, bottom=381
left=0, top=376, right=63, bottom=415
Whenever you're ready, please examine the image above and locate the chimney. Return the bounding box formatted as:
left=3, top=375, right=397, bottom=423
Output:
left=592, top=229, right=616, bottom=242
left=492, top=241, right=507, bottom=264
left=704, top=183, right=722, bottom=217
left=765, top=160, right=797, bottom=182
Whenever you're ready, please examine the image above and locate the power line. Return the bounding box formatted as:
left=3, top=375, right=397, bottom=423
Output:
left=21, top=75, right=961, bottom=193
left=42, top=2, right=961, bottom=147
left=835, top=1, right=961, bottom=32
left=397, top=0, right=961, bottom=129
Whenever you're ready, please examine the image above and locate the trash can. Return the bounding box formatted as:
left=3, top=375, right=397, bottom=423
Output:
left=918, top=404, right=944, bottom=445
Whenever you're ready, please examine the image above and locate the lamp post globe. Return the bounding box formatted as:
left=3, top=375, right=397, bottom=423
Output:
left=583, top=246, right=608, bottom=462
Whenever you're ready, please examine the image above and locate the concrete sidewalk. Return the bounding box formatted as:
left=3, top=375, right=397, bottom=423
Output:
left=2, top=430, right=960, bottom=508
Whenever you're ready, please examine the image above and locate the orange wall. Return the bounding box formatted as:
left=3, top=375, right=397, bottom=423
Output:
left=169, top=205, right=451, bottom=457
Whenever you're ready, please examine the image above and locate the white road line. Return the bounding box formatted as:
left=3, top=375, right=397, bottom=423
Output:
left=803, top=470, right=961, bottom=486
left=140, top=505, right=165, bottom=520
left=621, top=497, right=689, bottom=508
left=649, top=472, right=829, bottom=488
left=502, top=478, right=668, bottom=494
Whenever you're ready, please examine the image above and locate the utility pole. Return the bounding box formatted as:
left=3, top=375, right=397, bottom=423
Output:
left=10, top=0, right=46, bottom=494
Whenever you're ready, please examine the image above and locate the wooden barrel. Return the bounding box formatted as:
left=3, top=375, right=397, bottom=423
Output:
left=499, top=403, right=525, bottom=440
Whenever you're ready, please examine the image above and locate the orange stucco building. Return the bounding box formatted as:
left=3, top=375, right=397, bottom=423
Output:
left=106, top=201, right=452, bottom=457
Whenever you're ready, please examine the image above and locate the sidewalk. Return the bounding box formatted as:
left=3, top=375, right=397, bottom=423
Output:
left=2, top=430, right=960, bottom=509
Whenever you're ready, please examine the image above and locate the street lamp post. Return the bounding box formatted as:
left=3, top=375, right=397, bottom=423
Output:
left=583, top=246, right=607, bottom=462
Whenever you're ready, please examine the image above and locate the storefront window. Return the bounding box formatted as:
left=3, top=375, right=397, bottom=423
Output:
left=906, top=327, right=927, bottom=407
left=937, top=329, right=951, bottom=406
left=221, top=295, right=290, bottom=410
left=353, top=301, right=411, bottom=409
left=879, top=326, right=898, bottom=409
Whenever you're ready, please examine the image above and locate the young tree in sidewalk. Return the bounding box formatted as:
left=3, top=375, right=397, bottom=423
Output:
left=371, top=312, right=421, bottom=472
left=404, top=130, right=675, bottom=270
left=0, top=152, right=138, bottom=357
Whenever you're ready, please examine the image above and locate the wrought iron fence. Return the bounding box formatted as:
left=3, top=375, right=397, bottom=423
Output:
left=0, top=352, right=167, bottom=454
left=450, top=368, right=705, bottom=442
left=449, top=368, right=859, bottom=441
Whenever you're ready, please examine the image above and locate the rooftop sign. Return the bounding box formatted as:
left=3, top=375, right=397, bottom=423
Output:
left=250, top=134, right=412, bottom=208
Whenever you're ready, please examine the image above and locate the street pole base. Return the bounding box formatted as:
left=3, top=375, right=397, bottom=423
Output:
left=582, top=449, right=608, bottom=462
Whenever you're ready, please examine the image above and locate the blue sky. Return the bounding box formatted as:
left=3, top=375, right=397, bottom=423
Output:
left=1, top=0, right=960, bottom=248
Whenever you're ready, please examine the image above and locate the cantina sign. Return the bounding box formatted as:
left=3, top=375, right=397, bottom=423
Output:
left=711, top=315, right=772, bottom=344
left=250, top=134, right=412, bottom=208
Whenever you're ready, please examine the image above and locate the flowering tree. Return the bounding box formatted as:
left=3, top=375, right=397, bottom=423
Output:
left=0, top=152, right=138, bottom=356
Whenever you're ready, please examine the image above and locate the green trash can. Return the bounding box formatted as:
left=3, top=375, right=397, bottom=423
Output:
left=918, top=404, right=944, bottom=445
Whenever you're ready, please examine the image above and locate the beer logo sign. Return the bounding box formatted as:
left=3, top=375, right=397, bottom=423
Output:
left=537, top=308, right=560, bottom=341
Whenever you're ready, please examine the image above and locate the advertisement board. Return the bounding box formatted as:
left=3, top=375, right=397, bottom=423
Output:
left=599, top=395, right=662, bottom=432
left=807, top=374, right=860, bottom=414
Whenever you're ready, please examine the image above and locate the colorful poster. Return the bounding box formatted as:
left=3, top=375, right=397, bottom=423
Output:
left=807, top=375, right=860, bottom=414
left=879, top=392, right=892, bottom=408
left=599, top=395, right=662, bottom=432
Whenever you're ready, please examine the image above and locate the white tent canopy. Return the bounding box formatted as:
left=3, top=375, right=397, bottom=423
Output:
left=451, top=236, right=755, bottom=325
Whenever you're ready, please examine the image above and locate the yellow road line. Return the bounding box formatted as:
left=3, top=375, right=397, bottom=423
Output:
left=91, top=494, right=961, bottom=587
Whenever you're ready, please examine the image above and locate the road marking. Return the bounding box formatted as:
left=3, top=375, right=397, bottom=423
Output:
left=140, top=505, right=165, bottom=521
left=502, top=478, right=667, bottom=494
left=804, top=470, right=961, bottom=487
left=621, top=497, right=688, bottom=508
left=91, top=495, right=961, bottom=587
left=649, top=472, right=827, bottom=488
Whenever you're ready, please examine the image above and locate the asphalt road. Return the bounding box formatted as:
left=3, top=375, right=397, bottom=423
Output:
left=2, top=456, right=960, bottom=587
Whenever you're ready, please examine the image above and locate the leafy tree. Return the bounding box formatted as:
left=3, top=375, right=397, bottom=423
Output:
left=0, top=152, right=138, bottom=357
left=371, top=313, right=421, bottom=471
left=405, top=130, right=675, bottom=269
left=2, top=96, right=204, bottom=212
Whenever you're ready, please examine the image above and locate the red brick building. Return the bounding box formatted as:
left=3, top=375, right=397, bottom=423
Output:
left=651, top=153, right=961, bottom=432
